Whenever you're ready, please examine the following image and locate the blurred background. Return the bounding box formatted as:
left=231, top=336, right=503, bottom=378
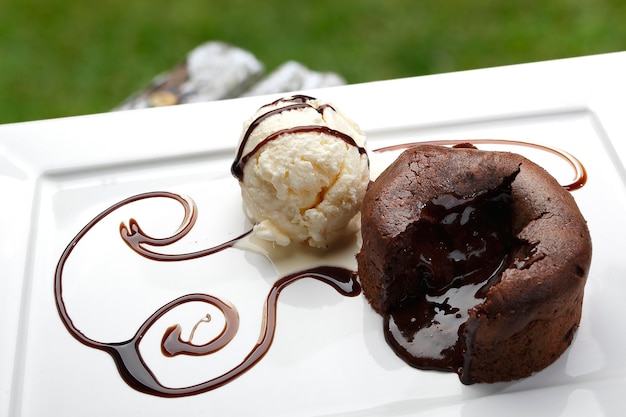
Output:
left=1, top=0, right=625, bottom=125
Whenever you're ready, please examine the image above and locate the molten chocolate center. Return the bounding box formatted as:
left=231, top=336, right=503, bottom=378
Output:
left=383, top=169, right=523, bottom=374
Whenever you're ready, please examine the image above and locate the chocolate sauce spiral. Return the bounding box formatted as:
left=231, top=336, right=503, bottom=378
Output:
left=118, top=192, right=248, bottom=261
left=54, top=191, right=360, bottom=397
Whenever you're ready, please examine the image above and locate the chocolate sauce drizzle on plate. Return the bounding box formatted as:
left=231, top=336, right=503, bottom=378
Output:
left=54, top=191, right=360, bottom=397
left=54, top=139, right=586, bottom=397
left=374, top=139, right=587, bottom=191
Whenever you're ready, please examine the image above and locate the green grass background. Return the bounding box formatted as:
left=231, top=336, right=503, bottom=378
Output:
left=1, top=0, right=625, bottom=124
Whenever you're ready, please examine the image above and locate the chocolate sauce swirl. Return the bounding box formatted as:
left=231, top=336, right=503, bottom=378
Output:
left=118, top=192, right=249, bottom=261
left=231, top=96, right=367, bottom=181
left=54, top=191, right=360, bottom=397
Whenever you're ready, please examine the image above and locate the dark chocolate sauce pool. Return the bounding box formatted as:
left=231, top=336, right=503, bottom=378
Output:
left=55, top=139, right=586, bottom=395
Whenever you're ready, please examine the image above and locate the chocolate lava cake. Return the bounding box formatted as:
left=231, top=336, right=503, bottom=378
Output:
left=357, top=144, right=592, bottom=384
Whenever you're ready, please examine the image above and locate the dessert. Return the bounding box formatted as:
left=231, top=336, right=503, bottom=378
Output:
left=231, top=95, right=369, bottom=248
left=55, top=95, right=368, bottom=397
left=54, top=87, right=592, bottom=397
left=357, top=144, right=592, bottom=384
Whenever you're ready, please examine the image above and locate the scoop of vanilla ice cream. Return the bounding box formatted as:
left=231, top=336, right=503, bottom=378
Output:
left=231, top=95, right=369, bottom=248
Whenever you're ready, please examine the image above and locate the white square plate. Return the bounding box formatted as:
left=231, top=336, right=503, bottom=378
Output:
left=1, top=52, right=625, bottom=417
